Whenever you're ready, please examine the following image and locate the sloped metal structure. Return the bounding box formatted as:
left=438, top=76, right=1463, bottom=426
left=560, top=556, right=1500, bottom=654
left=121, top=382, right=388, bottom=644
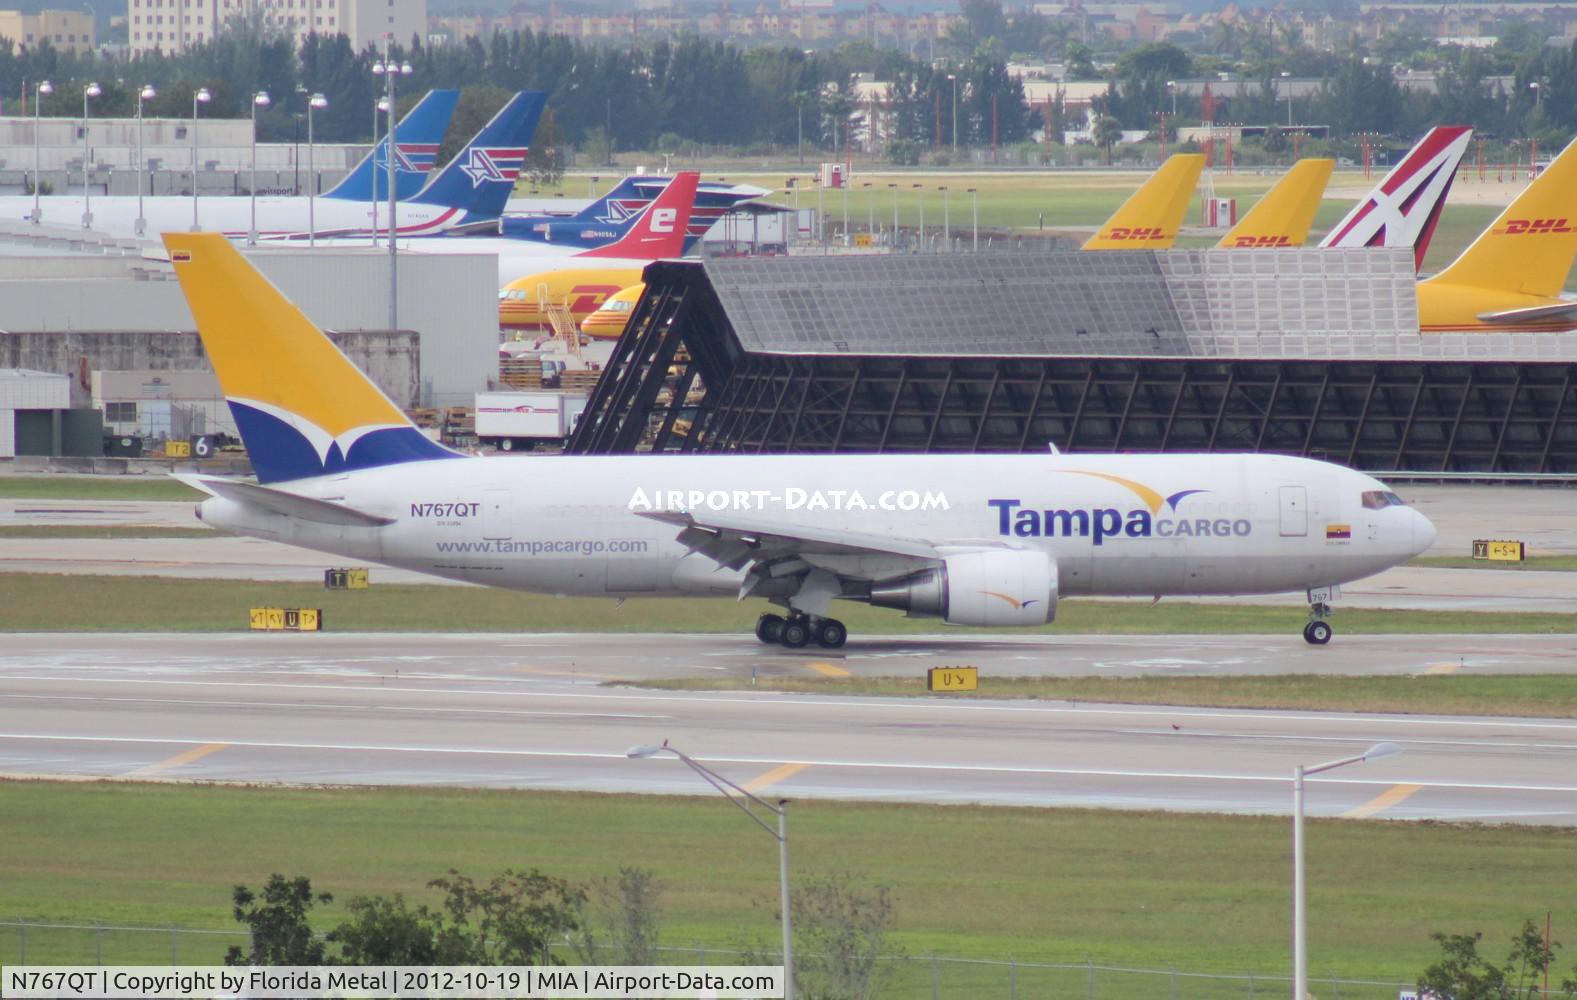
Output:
left=566, top=250, right=1577, bottom=474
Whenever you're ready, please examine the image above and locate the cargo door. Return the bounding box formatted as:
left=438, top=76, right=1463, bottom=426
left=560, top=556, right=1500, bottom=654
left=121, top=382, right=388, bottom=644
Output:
left=1278, top=485, right=1307, bottom=537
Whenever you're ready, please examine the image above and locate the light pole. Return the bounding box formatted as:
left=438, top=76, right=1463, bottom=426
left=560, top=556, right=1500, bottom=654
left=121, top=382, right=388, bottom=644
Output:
left=80, top=81, right=100, bottom=230
left=862, top=181, right=873, bottom=236
left=30, top=79, right=52, bottom=225
left=1280, top=70, right=1293, bottom=127
left=190, top=86, right=210, bottom=231
left=371, top=97, right=388, bottom=246
left=939, top=184, right=949, bottom=249
left=248, top=90, right=270, bottom=245
left=913, top=182, right=924, bottom=249
left=1167, top=79, right=1177, bottom=117
left=887, top=182, right=898, bottom=246
left=373, top=50, right=414, bottom=332
left=135, top=84, right=156, bottom=237
left=967, top=186, right=977, bottom=252
left=307, top=92, right=326, bottom=247
left=1292, top=742, right=1402, bottom=1000
left=1530, top=79, right=1543, bottom=112
left=840, top=177, right=848, bottom=245
left=628, top=743, right=794, bottom=1000
left=947, top=72, right=958, bottom=156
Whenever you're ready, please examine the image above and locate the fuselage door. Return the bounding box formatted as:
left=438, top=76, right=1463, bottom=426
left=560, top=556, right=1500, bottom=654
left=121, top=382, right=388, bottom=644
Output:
left=1278, top=485, right=1308, bottom=537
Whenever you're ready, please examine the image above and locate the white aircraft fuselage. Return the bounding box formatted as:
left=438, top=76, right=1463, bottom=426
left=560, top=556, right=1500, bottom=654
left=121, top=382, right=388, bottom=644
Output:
left=0, top=195, right=463, bottom=240
left=197, top=452, right=1433, bottom=618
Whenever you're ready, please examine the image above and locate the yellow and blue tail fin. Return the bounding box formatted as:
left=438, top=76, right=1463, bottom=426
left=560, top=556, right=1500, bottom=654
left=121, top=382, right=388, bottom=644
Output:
left=1424, top=136, right=1577, bottom=299
left=1216, top=158, right=1333, bottom=249
left=163, top=233, right=459, bottom=484
left=1082, top=153, right=1205, bottom=250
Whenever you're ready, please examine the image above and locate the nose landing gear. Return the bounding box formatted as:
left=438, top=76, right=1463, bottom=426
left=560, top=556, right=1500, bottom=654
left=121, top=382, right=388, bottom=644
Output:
left=754, top=612, right=848, bottom=649
left=1303, top=601, right=1334, bottom=645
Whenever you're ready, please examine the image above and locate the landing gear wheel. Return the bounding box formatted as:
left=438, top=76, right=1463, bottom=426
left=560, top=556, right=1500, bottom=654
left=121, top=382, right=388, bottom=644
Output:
left=755, top=614, right=785, bottom=644
left=1303, top=620, right=1333, bottom=645
left=814, top=619, right=848, bottom=649
left=779, top=618, right=811, bottom=649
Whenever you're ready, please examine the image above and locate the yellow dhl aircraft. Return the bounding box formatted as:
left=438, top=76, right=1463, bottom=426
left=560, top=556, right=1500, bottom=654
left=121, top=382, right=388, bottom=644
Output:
left=1215, top=158, right=1335, bottom=249
left=1418, top=136, right=1577, bottom=333
left=1082, top=153, right=1205, bottom=250
left=580, top=282, right=644, bottom=339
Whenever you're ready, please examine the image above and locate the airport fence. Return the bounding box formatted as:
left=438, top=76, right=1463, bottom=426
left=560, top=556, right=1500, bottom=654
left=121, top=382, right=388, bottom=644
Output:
left=0, top=921, right=1425, bottom=998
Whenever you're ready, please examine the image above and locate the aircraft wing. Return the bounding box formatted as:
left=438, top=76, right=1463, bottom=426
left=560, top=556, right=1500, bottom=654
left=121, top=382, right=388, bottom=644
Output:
left=637, top=509, right=940, bottom=567
left=1476, top=301, right=1577, bottom=325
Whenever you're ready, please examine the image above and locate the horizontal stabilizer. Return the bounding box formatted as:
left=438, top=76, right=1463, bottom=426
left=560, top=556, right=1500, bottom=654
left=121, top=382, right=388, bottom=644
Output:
left=179, top=475, right=395, bottom=527
left=1476, top=301, right=1577, bottom=325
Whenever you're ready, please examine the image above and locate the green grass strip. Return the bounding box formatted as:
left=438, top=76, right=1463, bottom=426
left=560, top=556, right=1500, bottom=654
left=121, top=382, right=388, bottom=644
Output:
left=0, top=476, right=204, bottom=501
left=1411, top=555, right=1577, bottom=572
left=0, top=781, right=1573, bottom=981
left=1, top=573, right=1574, bottom=634
left=0, top=526, right=217, bottom=539
left=628, top=674, right=1577, bottom=718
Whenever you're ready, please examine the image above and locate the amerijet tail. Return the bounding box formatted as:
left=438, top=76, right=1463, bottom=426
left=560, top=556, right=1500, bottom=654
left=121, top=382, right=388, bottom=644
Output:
left=574, top=171, right=700, bottom=260
left=164, top=233, right=458, bottom=485
left=1418, top=136, right=1577, bottom=332
left=1217, top=158, right=1334, bottom=248
left=322, top=89, right=460, bottom=202
left=400, top=91, right=547, bottom=230
left=1082, top=153, right=1205, bottom=250
left=1318, top=126, right=1472, bottom=270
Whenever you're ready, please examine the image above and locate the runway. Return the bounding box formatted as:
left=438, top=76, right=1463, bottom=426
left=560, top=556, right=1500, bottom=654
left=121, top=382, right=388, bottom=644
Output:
left=2, top=633, right=1574, bottom=824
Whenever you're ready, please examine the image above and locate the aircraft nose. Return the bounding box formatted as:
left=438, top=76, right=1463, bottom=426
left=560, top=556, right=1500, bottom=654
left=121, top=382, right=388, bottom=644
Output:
left=1411, top=507, right=1438, bottom=557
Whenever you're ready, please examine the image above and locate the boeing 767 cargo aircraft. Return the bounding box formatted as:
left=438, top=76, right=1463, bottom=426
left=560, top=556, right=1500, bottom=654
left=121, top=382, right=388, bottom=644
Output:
left=163, top=233, right=1435, bottom=649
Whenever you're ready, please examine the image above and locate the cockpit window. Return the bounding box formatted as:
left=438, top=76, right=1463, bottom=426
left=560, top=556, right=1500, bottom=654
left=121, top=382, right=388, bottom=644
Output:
left=1361, top=490, right=1408, bottom=510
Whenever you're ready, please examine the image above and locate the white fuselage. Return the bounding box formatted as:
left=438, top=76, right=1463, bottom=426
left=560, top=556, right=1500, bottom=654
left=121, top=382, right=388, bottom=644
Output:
left=0, top=195, right=463, bottom=240
left=313, top=234, right=647, bottom=286
left=198, top=452, right=1433, bottom=604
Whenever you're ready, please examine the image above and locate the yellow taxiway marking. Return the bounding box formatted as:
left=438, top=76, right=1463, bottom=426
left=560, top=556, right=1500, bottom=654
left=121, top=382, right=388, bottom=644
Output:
left=1424, top=662, right=1459, bottom=675
left=1341, top=783, right=1423, bottom=819
left=512, top=665, right=617, bottom=680
left=807, top=661, right=851, bottom=678
left=130, top=742, right=227, bottom=776
left=740, top=762, right=809, bottom=795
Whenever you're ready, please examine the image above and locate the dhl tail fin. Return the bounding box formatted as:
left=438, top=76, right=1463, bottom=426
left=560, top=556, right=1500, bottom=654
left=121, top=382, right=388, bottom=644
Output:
left=1216, top=158, right=1334, bottom=249
left=1424, top=136, right=1577, bottom=298
left=1083, top=153, right=1205, bottom=250
left=163, top=233, right=458, bottom=484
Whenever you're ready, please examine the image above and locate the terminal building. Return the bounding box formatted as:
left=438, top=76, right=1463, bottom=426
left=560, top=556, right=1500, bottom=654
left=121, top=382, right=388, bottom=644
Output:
left=569, top=249, right=1577, bottom=475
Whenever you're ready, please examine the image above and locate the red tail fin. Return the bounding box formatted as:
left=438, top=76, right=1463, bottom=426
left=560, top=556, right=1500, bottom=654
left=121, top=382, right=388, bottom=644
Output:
left=577, top=171, right=700, bottom=260
left=1317, top=126, right=1472, bottom=270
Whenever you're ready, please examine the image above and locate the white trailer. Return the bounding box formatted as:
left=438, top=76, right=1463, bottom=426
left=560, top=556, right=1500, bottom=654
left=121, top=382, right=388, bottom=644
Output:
left=474, top=391, right=588, bottom=451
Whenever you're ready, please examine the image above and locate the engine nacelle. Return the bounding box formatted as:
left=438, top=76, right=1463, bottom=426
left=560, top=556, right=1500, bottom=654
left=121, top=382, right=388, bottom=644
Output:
left=868, top=550, right=1057, bottom=627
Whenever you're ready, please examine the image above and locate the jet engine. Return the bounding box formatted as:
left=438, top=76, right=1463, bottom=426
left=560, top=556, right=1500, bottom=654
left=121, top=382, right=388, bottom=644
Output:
left=868, top=550, right=1057, bottom=627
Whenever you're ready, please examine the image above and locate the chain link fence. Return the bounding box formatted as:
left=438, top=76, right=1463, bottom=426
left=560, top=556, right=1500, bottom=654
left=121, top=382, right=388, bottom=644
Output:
left=3, top=920, right=1419, bottom=998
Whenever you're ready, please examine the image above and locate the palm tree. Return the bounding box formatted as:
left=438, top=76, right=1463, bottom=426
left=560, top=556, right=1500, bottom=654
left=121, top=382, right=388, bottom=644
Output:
left=1094, top=114, right=1123, bottom=164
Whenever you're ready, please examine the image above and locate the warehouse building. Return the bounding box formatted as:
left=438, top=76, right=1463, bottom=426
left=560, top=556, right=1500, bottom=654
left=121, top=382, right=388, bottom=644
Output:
left=569, top=250, right=1577, bottom=475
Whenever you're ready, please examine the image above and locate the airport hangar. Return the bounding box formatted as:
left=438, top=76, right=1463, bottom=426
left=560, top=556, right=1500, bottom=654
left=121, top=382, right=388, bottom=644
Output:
left=569, top=247, right=1577, bottom=475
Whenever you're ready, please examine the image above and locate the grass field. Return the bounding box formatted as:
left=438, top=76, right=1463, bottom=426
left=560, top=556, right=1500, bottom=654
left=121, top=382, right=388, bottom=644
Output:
left=0, top=526, right=216, bottom=539
left=2, top=572, right=1574, bottom=635
left=1412, top=554, right=1577, bottom=572
left=1, top=780, right=1574, bottom=983
left=631, top=674, right=1577, bottom=718
left=0, top=476, right=203, bottom=501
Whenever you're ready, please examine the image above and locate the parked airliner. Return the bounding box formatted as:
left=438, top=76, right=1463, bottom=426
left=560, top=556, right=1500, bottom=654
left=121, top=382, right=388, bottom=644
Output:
left=163, top=232, right=1436, bottom=649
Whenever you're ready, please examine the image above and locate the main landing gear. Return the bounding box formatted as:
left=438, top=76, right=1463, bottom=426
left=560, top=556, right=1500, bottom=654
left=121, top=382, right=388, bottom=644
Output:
left=1302, top=601, right=1334, bottom=645
left=755, top=613, right=848, bottom=649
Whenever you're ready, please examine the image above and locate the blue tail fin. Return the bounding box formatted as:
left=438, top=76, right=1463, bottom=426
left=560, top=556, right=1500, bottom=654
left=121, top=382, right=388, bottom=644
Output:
left=498, top=176, right=651, bottom=246
left=322, top=89, right=460, bottom=203
left=409, top=91, right=547, bottom=221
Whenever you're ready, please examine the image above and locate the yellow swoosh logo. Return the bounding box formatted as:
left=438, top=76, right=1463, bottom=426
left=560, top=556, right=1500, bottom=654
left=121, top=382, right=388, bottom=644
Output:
left=1067, top=471, right=1165, bottom=514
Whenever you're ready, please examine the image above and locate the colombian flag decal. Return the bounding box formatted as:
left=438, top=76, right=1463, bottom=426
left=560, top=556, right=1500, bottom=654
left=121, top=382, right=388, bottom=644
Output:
left=1326, top=523, right=1352, bottom=540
